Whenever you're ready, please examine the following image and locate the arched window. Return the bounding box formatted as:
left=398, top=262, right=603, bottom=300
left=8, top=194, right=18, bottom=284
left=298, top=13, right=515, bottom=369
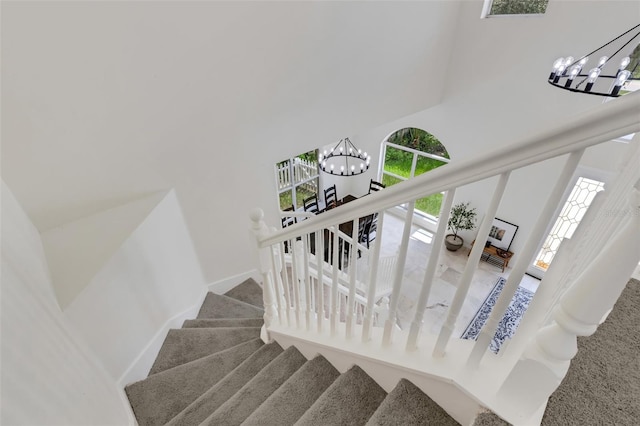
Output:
left=380, top=128, right=450, bottom=219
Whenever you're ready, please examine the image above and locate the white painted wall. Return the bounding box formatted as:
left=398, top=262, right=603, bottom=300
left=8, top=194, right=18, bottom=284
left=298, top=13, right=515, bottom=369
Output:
left=2, top=1, right=462, bottom=286
left=345, top=0, right=640, bottom=265
left=41, top=191, right=167, bottom=309
left=1, top=181, right=131, bottom=425
left=62, top=190, right=208, bottom=384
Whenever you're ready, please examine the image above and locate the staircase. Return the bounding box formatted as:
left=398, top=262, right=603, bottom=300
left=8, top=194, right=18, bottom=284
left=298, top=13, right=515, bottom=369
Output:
left=125, top=278, right=468, bottom=425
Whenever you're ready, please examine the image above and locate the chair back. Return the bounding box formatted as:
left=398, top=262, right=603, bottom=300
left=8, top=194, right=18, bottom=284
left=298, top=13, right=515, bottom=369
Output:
left=369, top=179, right=386, bottom=194
left=357, top=215, right=372, bottom=244
left=303, top=195, right=320, bottom=214
left=281, top=206, right=297, bottom=228
left=324, top=185, right=338, bottom=210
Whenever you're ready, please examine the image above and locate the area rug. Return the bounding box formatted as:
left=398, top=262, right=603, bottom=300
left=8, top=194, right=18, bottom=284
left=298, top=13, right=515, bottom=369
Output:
left=460, top=277, right=534, bottom=353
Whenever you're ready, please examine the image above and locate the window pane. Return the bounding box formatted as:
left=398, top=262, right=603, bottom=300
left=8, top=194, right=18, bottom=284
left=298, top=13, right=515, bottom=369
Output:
left=384, top=146, right=413, bottom=179
left=294, top=178, right=318, bottom=209
left=381, top=173, right=404, bottom=188
left=490, top=0, right=548, bottom=15
left=415, top=156, right=447, bottom=177
left=279, top=190, right=293, bottom=210
left=416, top=193, right=444, bottom=218
left=534, top=177, right=604, bottom=270
left=387, top=128, right=450, bottom=159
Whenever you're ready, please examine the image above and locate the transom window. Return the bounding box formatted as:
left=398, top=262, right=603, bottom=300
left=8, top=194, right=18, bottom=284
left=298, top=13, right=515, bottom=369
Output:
left=381, top=128, right=450, bottom=218
left=483, top=0, right=549, bottom=17
left=275, top=150, right=319, bottom=211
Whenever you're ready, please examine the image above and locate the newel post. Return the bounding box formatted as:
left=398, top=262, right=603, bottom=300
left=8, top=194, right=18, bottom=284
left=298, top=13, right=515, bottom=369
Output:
left=496, top=187, right=640, bottom=420
left=249, top=208, right=278, bottom=342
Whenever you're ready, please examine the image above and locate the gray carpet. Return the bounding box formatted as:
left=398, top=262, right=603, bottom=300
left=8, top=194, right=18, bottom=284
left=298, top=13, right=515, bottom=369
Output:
left=126, top=281, right=462, bottom=426
left=296, top=365, right=388, bottom=426
left=148, top=327, right=261, bottom=374
left=197, top=292, right=264, bottom=319
left=182, top=318, right=263, bottom=328
left=133, top=276, right=640, bottom=426
left=542, top=278, right=640, bottom=425
left=125, top=338, right=262, bottom=426
left=200, top=345, right=307, bottom=425
left=224, top=278, right=264, bottom=307
left=367, top=378, right=458, bottom=425
left=166, top=342, right=283, bottom=426
left=472, top=278, right=640, bottom=426
left=243, top=355, right=340, bottom=426
left=472, top=411, right=509, bottom=425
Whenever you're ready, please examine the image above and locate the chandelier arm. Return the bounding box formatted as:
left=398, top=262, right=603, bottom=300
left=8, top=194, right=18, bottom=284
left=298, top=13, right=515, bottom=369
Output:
left=596, top=29, right=640, bottom=69
left=569, top=23, right=640, bottom=69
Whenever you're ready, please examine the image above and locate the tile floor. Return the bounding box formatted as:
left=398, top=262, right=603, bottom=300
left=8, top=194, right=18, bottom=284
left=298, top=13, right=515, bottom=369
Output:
left=357, top=210, right=540, bottom=337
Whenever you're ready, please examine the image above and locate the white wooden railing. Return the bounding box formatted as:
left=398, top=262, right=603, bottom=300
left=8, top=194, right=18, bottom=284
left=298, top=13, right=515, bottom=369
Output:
left=251, top=92, right=640, bottom=425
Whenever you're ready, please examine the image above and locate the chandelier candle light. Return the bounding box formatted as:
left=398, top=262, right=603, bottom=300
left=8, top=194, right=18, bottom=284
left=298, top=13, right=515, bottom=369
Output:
left=548, top=23, right=640, bottom=97
left=319, top=138, right=371, bottom=176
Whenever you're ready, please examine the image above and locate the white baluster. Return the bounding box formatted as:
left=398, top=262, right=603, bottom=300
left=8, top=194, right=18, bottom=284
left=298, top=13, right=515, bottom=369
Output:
left=434, top=172, right=510, bottom=357
left=316, top=230, right=325, bottom=332
left=406, top=188, right=456, bottom=351
left=382, top=201, right=416, bottom=346
left=377, top=297, right=390, bottom=326
left=249, top=209, right=277, bottom=335
left=346, top=218, right=358, bottom=339
left=497, top=186, right=640, bottom=418
left=278, top=241, right=292, bottom=326
left=268, top=231, right=285, bottom=325
left=330, top=226, right=340, bottom=336
left=362, top=210, right=385, bottom=342
left=468, top=150, right=584, bottom=366
left=290, top=238, right=302, bottom=329
left=303, top=235, right=312, bottom=330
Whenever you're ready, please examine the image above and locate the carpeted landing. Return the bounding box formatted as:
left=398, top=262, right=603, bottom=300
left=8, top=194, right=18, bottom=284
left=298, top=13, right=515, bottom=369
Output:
left=124, top=277, right=461, bottom=425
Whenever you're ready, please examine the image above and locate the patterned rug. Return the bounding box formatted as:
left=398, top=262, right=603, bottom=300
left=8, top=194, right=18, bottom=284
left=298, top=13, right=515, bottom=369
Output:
left=460, top=277, right=534, bottom=353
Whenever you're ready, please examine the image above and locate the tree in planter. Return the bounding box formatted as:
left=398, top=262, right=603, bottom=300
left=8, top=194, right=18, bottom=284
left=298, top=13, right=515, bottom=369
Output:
left=445, top=202, right=477, bottom=251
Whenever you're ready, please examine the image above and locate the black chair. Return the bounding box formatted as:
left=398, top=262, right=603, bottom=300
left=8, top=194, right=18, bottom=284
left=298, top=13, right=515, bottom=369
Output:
left=369, top=179, right=386, bottom=194
left=303, top=195, right=320, bottom=215
left=364, top=212, right=378, bottom=248
left=281, top=206, right=296, bottom=229
left=324, top=185, right=338, bottom=210
left=356, top=216, right=369, bottom=244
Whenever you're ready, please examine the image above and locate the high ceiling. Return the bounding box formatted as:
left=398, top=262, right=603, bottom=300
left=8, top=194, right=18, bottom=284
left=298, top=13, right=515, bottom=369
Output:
left=3, top=1, right=639, bottom=284
left=2, top=1, right=462, bottom=282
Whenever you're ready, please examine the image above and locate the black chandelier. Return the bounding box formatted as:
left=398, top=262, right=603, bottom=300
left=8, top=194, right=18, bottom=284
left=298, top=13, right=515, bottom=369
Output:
left=319, top=138, right=371, bottom=176
left=548, top=23, right=640, bottom=97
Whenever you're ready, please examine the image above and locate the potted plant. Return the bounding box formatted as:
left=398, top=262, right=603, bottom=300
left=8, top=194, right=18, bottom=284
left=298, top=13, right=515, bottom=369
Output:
left=445, top=202, right=477, bottom=251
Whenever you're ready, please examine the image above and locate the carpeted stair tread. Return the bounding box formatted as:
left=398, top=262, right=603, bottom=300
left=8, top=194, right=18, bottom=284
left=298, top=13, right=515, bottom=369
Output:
left=296, top=365, right=387, bottom=426
left=243, top=355, right=340, bottom=426
left=197, top=292, right=264, bottom=319
left=366, top=378, right=459, bottom=425
left=166, top=342, right=284, bottom=426
left=149, top=327, right=261, bottom=375
left=542, top=278, right=640, bottom=425
left=200, top=346, right=307, bottom=426
left=224, top=278, right=264, bottom=308
left=183, top=318, right=264, bottom=328
left=125, top=338, right=263, bottom=426
left=472, top=411, right=509, bottom=425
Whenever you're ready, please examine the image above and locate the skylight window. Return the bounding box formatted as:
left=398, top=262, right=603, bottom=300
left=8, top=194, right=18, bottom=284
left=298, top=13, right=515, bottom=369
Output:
left=484, top=0, right=549, bottom=17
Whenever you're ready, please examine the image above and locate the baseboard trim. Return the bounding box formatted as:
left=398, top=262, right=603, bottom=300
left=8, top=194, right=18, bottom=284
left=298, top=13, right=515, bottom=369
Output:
left=118, top=270, right=262, bottom=388
left=208, top=268, right=262, bottom=294
left=117, top=288, right=208, bottom=388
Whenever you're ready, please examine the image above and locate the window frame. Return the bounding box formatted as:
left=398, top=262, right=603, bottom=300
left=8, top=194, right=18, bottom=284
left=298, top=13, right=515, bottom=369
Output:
left=481, top=0, right=549, bottom=18
left=379, top=140, right=450, bottom=230
left=275, top=152, right=320, bottom=211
